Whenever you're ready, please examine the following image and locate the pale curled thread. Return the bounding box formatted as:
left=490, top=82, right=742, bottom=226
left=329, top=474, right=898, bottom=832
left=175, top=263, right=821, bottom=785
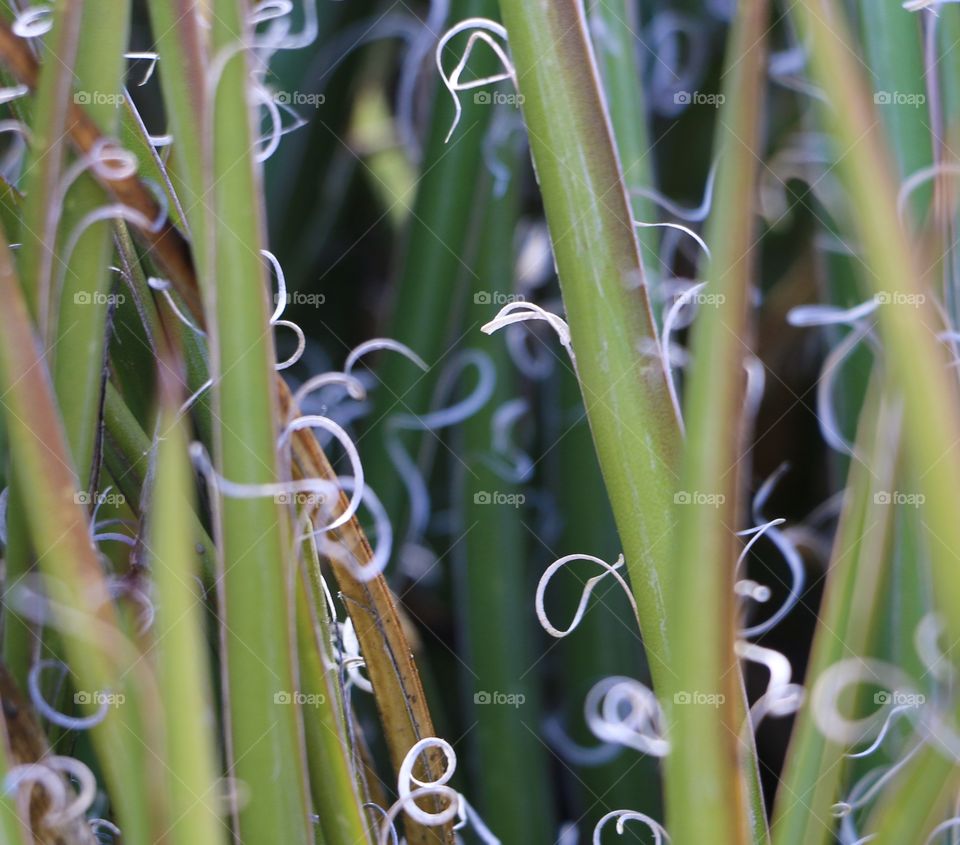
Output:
left=593, top=810, right=670, bottom=844
left=5, top=755, right=97, bottom=829
left=585, top=676, right=669, bottom=757
left=376, top=738, right=500, bottom=844
left=535, top=553, right=639, bottom=639
left=435, top=18, right=517, bottom=143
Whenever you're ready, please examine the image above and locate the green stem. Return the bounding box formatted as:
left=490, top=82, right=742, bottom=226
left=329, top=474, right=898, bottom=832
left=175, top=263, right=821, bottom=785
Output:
left=865, top=752, right=958, bottom=844
left=550, top=366, right=661, bottom=825
left=663, top=3, right=769, bottom=843
left=1, top=483, right=34, bottom=690
left=458, top=140, right=554, bottom=842
left=296, top=530, right=372, bottom=845
left=494, top=0, right=682, bottom=681
left=0, top=226, right=156, bottom=845
left=50, top=0, right=130, bottom=489
left=858, top=1, right=931, bottom=220
left=0, top=719, right=27, bottom=845
left=366, top=0, right=500, bottom=529
left=793, top=2, right=960, bottom=836
left=102, top=381, right=215, bottom=577
left=771, top=380, right=900, bottom=845
left=203, top=2, right=312, bottom=840
left=794, top=0, right=960, bottom=666
left=588, top=0, right=660, bottom=294
left=149, top=385, right=227, bottom=845
left=16, top=0, right=80, bottom=332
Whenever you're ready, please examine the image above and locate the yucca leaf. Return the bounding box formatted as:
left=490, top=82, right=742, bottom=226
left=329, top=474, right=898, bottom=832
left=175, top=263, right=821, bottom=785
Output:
left=458, top=140, right=554, bottom=841
left=791, top=1, right=960, bottom=838
left=662, top=2, right=769, bottom=843
left=494, top=0, right=682, bottom=680
left=0, top=703, right=28, bottom=845
left=588, top=0, right=660, bottom=292
left=858, top=1, right=930, bottom=220
left=0, top=224, right=157, bottom=844
left=772, top=380, right=899, bottom=845
left=148, top=375, right=226, bottom=845
left=793, top=0, right=960, bottom=676
left=49, top=0, right=130, bottom=489
left=550, top=367, right=661, bottom=827
left=102, top=381, right=215, bottom=577
left=15, top=0, right=80, bottom=330
left=295, top=532, right=372, bottom=845
left=205, top=0, right=313, bottom=838
left=366, top=0, right=501, bottom=529
left=49, top=14, right=453, bottom=837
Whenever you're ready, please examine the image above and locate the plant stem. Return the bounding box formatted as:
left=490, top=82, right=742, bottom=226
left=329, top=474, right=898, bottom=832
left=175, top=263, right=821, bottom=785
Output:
left=858, top=1, right=931, bottom=220
left=295, top=532, right=372, bottom=845
left=792, top=3, right=960, bottom=837
left=50, top=0, right=130, bottom=489
left=102, top=381, right=215, bottom=577
left=204, top=1, right=313, bottom=839
left=771, top=380, right=899, bottom=845
left=793, top=0, right=960, bottom=667
left=662, top=3, right=769, bottom=843
left=550, top=366, right=661, bottom=825
left=494, top=0, right=682, bottom=681
left=588, top=0, right=660, bottom=296
left=366, top=0, right=499, bottom=530
left=0, top=226, right=156, bottom=845
left=457, top=139, right=554, bottom=842
left=15, top=0, right=79, bottom=333
left=149, top=380, right=227, bottom=845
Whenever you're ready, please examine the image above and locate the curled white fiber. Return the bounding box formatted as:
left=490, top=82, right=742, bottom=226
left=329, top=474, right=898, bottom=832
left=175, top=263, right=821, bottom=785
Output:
left=584, top=676, right=669, bottom=757
left=535, top=554, right=638, bottom=639
left=28, top=659, right=110, bottom=731
left=311, top=477, right=392, bottom=584
left=593, top=810, right=670, bottom=845
left=736, top=641, right=803, bottom=727
left=482, top=301, right=573, bottom=358
left=436, top=18, right=516, bottom=143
